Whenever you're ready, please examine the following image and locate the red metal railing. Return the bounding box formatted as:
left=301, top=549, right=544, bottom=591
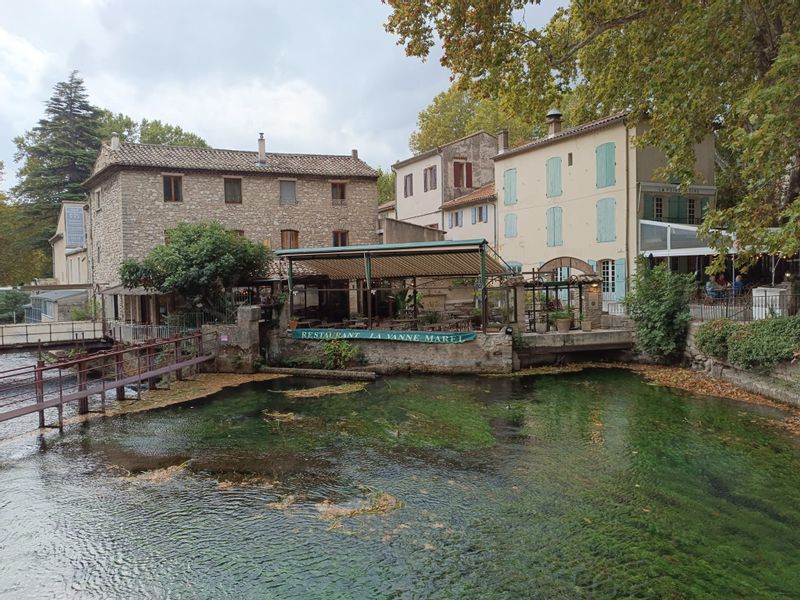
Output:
left=0, top=331, right=218, bottom=431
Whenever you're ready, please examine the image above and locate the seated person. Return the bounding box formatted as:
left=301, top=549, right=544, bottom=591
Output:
left=732, top=274, right=745, bottom=295
left=705, top=276, right=724, bottom=299
left=717, top=273, right=728, bottom=288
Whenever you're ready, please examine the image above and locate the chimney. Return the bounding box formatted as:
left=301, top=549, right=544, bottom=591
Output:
left=110, top=132, right=120, bottom=151
left=351, top=149, right=359, bottom=160
left=257, top=133, right=266, bottom=164
left=546, top=108, right=562, bottom=137
left=497, top=129, right=509, bottom=154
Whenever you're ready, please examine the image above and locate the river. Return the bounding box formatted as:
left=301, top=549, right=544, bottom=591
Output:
left=1, top=369, right=798, bottom=598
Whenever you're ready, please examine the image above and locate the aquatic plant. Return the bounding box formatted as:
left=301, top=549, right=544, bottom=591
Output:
left=322, top=338, right=359, bottom=370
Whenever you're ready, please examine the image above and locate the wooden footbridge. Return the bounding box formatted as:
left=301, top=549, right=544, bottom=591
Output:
left=0, top=331, right=217, bottom=432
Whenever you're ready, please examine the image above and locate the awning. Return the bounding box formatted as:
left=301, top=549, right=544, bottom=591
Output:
left=100, top=284, right=158, bottom=296
left=274, top=239, right=510, bottom=280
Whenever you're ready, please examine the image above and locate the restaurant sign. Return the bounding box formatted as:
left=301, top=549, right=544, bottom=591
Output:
left=292, top=328, right=477, bottom=344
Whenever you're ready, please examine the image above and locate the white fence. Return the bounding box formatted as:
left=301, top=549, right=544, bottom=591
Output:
left=0, top=321, right=104, bottom=347
left=106, top=321, right=197, bottom=345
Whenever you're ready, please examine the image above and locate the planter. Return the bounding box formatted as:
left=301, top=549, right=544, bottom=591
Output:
left=581, top=320, right=593, bottom=332
left=288, top=319, right=299, bottom=330
left=555, top=318, right=572, bottom=333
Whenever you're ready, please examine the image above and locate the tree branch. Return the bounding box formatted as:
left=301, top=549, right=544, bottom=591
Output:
left=554, top=9, right=647, bottom=66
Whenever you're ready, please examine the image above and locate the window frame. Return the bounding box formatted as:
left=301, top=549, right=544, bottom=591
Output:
left=332, top=230, right=349, bottom=247
left=331, top=182, right=347, bottom=205
left=162, top=174, right=183, bottom=202
left=280, top=229, right=299, bottom=249
left=600, top=259, right=616, bottom=293
left=453, top=160, right=473, bottom=188
left=223, top=177, right=243, bottom=204
left=403, top=174, right=413, bottom=198
left=279, top=179, right=297, bottom=205
left=423, top=165, right=437, bottom=192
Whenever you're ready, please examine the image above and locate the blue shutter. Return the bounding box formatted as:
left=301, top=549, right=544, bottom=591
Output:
left=546, top=207, right=554, bottom=246
left=459, top=210, right=464, bottom=227
left=546, top=157, right=562, bottom=197
left=554, top=206, right=563, bottom=246
left=588, top=259, right=597, bottom=274
left=471, top=207, right=477, bottom=224
left=596, top=198, right=616, bottom=242
left=677, top=196, right=688, bottom=224
left=448, top=212, right=453, bottom=229
left=504, top=213, right=517, bottom=238
left=503, top=169, right=517, bottom=205
left=596, top=143, right=616, bottom=188
left=615, top=257, right=626, bottom=300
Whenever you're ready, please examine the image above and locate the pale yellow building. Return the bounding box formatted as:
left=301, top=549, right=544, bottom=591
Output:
left=494, top=110, right=716, bottom=305
left=49, top=201, right=89, bottom=285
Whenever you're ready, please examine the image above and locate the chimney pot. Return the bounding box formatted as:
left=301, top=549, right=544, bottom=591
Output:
left=497, top=129, right=509, bottom=154
left=110, top=132, right=120, bottom=151
left=351, top=149, right=358, bottom=160
left=546, top=108, right=562, bottom=137
left=257, top=133, right=266, bottom=164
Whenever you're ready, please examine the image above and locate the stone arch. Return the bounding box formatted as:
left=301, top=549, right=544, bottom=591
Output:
left=538, top=256, right=596, bottom=275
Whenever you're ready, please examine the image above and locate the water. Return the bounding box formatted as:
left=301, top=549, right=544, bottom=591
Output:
left=1, top=369, right=799, bottom=598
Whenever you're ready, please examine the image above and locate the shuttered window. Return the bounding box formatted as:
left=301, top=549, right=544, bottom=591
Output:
left=332, top=182, right=346, bottom=205
left=546, top=206, right=563, bottom=247
left=279, top=180, right=297, bottom=205
left=471, top=207, right=477, bottom=224
left=614, top=257, right=627, bottom=300
left=332, top=230, right=348, bottom=247
left=224, top=178, right=242, bottom=204
left=281, top=229, right=299, bottom=249
left=454, top=161, right=473, bottom=188
left=163, top=175, right=182, bottom=202
left=404, top=174, right=413, bottom=197
left=503, top=168, right=517, bottom=205
left=546, top=157, right=562, bottom=198
left=595, top=142, right=616, bottom=188
left=596, top=198, right=616, bottom=242
left=423, top=166, right=437, bottom=191
left=504, top=213, right=518, bottom=238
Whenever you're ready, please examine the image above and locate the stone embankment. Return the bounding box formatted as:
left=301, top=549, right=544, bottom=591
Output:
left=685, top=323, right=800, bottom=408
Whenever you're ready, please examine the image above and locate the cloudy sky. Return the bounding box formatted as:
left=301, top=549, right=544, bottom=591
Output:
left=1, top=0, right=561, bottom=191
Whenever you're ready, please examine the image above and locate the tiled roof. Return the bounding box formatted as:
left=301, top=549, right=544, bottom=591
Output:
left=378, top=201, right=396, bottom=211
left=86, top=141, right=379, bottom=186
left=441, top=183, right=496, bottom=209
left=494, top=111, right=629, bottom=161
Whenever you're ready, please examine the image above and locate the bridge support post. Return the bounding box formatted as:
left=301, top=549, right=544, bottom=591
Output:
left=35, top=359, right=45, bottom=428
left=147, top=345, right=158, bottom=390
left=174, top=338, right=184, bottom=381
left=115, top=348, right=125, bottom=401
left=77, top=358, right=89, bottom=414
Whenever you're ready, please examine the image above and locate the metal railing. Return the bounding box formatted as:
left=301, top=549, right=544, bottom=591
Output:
left=691, top=292, right=800, bottom=322
left=0, top=320, right=104, bottom=348
left=0, top=330, right=218, bottom=432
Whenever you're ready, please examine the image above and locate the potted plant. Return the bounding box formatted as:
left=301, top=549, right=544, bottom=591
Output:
left=549, top=308, right=573, bottom=333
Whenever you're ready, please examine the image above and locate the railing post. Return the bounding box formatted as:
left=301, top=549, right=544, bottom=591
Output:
left=115, top=347, right=126, bottom=401
left=147, top=343, right=158, bottom=390
left=77, top=357, right=89, bottom=414
left=174, top=338, right=184, bottom=381
left=35, top=359, right=45, bottom=428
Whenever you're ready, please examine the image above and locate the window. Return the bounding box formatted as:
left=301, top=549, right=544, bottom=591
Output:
left=163, top=175, right=183, bottom=202
left=596, top=198, right=616, bottom=242
left=232, top=229, right=245, bottom=237
left=94, top=189, right=101, bottom=210
left=333, top=230, right=349, bottom=247
left=454, top=160, right=473, bottom=188
left=688, top=198, right=697, bottom=224
left=332, top=182, right=346, bottom=205
left=423, top=166, right=437, bottom=191
left=224, top=178, right=242, bottom=203
left=448, top=210, right=464, bottom=229
left=281, top=229, right=299, bottom=249
left=654, top=196, right=664, bottom=221
left=279, top=180, right=297, bottom=205
left=404, top=174, right=413, bottom=197
left=600, top=259, right=616, bottom=293
left=568, top=152, right=573, bottom=166
left=546, top=206, right=563, bottom=247
left=595, top=142, right=616, bottom=188
left=471, top=205, right=489, bottom=224
left=546, top=156, right=562, bottom=197
left=503, top=168, right=517, bottom=205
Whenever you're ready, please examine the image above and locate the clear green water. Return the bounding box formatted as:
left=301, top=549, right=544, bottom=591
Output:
left=1, top=369, right=799, bottom=599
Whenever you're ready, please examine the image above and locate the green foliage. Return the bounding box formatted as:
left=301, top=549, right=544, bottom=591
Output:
left=98, top=111, right=209, bottom=147
left=282, top=355, right=325, bottom=370
left=727, top=316, right=800, bottom=370
left=376, top=168, right=396, bottom=205
left=0, top=290, right=30, bottom=323
left=0, top=195, right=48, bottom=285
left=119, top=222, right=270, bottom=306
left=625, top=258, right=695, bottom=361
left=547, top=308, right=573, bottom=323
left=420, top=311, right=442, bottom=325
left=695, top=320, right=741, bottom=360
left=386, top=1, right=800, bottom=268
left=70, top=299, right=100, bottom=322
left=322, top=338, right=359, bottom=370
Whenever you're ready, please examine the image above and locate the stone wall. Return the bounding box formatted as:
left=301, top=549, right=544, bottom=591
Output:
left=202, top=306, right=263, bottom=373
left=269, top=330, right=513, bottom=374
left=380, top=218, right=445, bottom=244
left=87, top=171, right=124, bottom=289
left=441, top=132, right=497, bottom=202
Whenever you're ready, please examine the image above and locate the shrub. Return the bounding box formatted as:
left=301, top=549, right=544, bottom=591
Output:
left=322, top=338, right=359, bottom=370
left=625, top=257, right=695, bottom=361
left=727, top=315, right=800, bottom=370
left=694, top=319, right=741, bottom=360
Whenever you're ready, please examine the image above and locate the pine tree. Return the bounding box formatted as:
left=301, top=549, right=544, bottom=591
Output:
left=11, top=71, right=101, bottom=256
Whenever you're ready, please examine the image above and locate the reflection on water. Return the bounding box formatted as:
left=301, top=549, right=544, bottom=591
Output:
left=1, top=369, right=799, bottom=598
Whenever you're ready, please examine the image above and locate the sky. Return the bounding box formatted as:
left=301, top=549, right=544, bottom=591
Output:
left=0, top=0, right=562, bottom=192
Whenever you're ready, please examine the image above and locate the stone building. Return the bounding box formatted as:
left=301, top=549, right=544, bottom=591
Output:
left=392, top=131, right=498, bottom=238
left=83, top=134, right=379, bottom=323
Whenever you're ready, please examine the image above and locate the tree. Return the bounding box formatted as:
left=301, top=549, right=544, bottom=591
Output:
left=119, top=222, right=270, bottom=308
left=376, top=168, right=396, bottom=205
left=0, top=163, right=48, bottom=285
left=625, top=257, right=695, bottom=362
left=385, top=1, right=800, bottom=269
left=0, top=290, right=31, bottom=324
left=98, top=111, right=209, bottom=147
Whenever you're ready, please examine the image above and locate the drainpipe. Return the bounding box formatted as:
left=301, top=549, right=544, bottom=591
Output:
left=625, top=124, right=631, bottom=289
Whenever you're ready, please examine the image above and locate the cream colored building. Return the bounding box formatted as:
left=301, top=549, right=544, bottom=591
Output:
left=494, top=110, right=716, bottom=304
left=49, top=201, right=89, bottom=285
